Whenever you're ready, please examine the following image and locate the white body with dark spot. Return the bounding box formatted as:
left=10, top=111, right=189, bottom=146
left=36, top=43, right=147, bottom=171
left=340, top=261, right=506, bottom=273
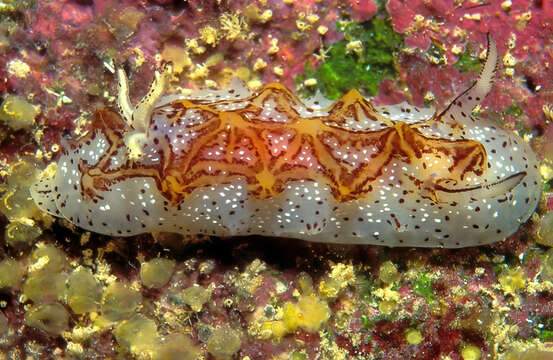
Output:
left=31, top=37, right=541, bottom=247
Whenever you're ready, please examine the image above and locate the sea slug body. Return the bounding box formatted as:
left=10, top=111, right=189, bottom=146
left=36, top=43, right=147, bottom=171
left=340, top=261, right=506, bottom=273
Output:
left=31, top=36, right=541, bottom=247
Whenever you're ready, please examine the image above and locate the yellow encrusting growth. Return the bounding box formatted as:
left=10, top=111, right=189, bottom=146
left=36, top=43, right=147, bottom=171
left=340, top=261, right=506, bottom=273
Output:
left=244, top=4, right=272, bottom=23
left=188, top=63, right=210, bottom=80
left=319, top=262, right=356, bottom=299
left=262, top=293, right=330, bottom=339
left=161, top=45, right=191, bottom=74
left=251, top=273, right=333, bottom=341
left=374, top=286, right=401, bottom=315
left=185, top=38, right=206, bottom=54
left=498, top=267, right=526, bottom=294
left=286, top=294, right=330, bottom=332
left=379, top=261, right=400, bottom=284
left=219, top=12, right=249, bottom=41
left=7, top=59, right=31, bottom=78
left=253, top=58, right=267, bottom=71
left=199, top=25, right=218, bottom=46
left=267, top=38, right=279, bottom=54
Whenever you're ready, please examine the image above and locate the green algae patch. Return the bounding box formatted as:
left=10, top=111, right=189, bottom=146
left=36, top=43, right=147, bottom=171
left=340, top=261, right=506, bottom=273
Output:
left=114, top=314, right=158, bottom=357
left=0, top=258, right=25, bottom=290
left=357, top=275, right=378, bottom=302
left=535, top=317, right=553, bottom=342
left=66, top=267, right=102, bottom=314
left=453, top=45, right=482, bottom=73
left=296, top=18, right=403, bottom=100
left=207, top=326, right=242, bottom=360
left=140, top=258, right=175, bottom=289
left=504, top=103, right=523, bottom=118
left=24, top=272, right=66, bottom=303
left=24, top=303, right=69, bottom=335
left=181, top=284, right=212, bottom=312
left=101, top=282, right=143, bottom=322
left=413, top=272, right=435, bottom=302
left=539, top=329, right=553, bottom=342
left=0, top=94, right=40, bottom=131
left=153, top=333, right=201, bottom=360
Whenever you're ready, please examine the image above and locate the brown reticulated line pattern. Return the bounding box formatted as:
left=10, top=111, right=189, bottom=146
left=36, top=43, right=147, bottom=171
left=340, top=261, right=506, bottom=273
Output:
left=78, top=84, right=486, bottom=205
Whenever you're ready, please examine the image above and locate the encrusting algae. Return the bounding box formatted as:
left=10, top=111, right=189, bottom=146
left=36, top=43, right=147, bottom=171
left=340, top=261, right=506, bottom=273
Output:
left=258, top=272, right=331, bottom=340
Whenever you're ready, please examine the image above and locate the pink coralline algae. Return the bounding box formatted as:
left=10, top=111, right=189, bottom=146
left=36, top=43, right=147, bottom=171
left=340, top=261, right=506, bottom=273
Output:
left=0, top=0, right=552, bottom=359
left=384, top=0, right=553, bottom=128
left=349, top=0, right=378, bottom=22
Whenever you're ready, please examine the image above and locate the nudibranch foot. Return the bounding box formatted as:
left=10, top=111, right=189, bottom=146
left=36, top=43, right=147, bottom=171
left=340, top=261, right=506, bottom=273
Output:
left=31, top=35, right=541, bottom=248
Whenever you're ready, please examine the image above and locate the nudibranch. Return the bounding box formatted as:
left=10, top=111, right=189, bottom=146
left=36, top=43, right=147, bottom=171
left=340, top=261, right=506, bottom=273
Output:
left=31, top=36, right=541, bottom=247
